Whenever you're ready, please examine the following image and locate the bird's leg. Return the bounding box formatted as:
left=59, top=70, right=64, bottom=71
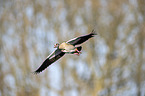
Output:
left=74, top=53, right=80, bottom=56
left=71, top=48, right=81, bottom=56
left=75, top=48, right=81, bottom=54
left=61, top=49, right=81, bottom=56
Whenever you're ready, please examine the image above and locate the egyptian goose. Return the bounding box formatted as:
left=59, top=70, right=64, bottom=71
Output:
left=34, top=30, right=97, bottom=74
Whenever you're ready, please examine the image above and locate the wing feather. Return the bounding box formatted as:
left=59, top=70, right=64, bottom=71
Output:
left=34, top=49, right=65, bottom=74
left=66, top=30, right=97, bottom=46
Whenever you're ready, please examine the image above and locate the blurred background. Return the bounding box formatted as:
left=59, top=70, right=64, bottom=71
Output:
left=0, top=0, right=145, bottom=96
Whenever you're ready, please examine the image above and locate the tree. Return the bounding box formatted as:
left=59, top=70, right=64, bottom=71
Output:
left=0, top=0, right=145, bottom=96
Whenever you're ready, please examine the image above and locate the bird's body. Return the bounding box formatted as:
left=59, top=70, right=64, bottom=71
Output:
left=59, top=42, right=75, bottom=52
left=34, top=30, right=97, bottom=74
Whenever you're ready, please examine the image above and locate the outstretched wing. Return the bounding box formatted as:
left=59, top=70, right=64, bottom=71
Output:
left=34, top=49, right=65, bottom=74
left=66, top=30, right=97, bottom=46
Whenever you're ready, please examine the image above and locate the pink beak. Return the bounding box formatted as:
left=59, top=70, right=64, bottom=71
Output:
left=54, top=44, right=57, bottom=48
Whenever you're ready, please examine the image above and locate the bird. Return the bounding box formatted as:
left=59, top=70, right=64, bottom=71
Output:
left=34, top=30, right=97, bottom=74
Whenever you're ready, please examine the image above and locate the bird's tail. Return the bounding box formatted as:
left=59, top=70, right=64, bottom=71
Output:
left=76, top=46, right=82, bottom=51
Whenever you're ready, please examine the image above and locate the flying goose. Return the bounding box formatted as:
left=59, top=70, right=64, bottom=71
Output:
left=34, top=30, right=97, bottom=74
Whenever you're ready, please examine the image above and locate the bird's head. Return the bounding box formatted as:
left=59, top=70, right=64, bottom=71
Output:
left=54, top=43, right=60, bottom=48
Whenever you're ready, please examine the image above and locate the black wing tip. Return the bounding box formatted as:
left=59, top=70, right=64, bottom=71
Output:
left=91, top=29, right=97, bottom=36
left=33, top=70, right=41, bottom=74
left=33, top=66, right=47, bottom=74
left=33, top=68, right=44, bottom=74
left=77, top=46, right=82, bottom=51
